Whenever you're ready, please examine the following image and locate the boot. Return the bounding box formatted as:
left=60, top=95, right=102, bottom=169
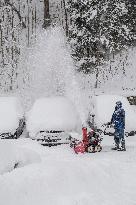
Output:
left=116, top=143, right=121, bottom=151
left=121, top=139, right=126, bottom=151
left=113, top=137, right=120, bottom=150
left=111, top=143, right=120, bottom=150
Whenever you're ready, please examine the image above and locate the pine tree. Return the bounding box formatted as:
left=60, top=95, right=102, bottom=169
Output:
left=67, top=0, right=136, bottom=73
left=126, top=0, right=136, bottom=45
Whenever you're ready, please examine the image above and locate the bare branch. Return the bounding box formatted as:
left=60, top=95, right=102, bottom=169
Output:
left=4, top=0, right=26, bottom=28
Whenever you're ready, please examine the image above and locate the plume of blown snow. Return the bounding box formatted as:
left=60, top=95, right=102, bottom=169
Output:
left=20, top=27, right=86, bottom=124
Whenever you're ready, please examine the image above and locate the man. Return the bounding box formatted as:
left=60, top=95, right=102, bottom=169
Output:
left=110, top=101, right=126, bottom=151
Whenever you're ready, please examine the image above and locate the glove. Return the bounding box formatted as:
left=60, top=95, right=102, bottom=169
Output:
left=107, top=122, right=111, bottom=126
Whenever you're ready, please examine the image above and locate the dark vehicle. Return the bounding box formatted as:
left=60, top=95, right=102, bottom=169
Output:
left=36, top=130, right=70, bottom=146
left=0, top=97, right=25, bottom=139
left=26, top=97, right=82, bottom=146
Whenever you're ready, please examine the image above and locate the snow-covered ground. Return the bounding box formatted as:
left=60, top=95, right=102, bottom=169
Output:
left=0, top=135, right=136, bottom=205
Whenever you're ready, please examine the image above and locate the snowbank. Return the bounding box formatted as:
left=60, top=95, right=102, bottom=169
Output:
left=0, top=97, right=24, bottom=134
left=0, top=140, right=41, bottom=175
left=1, top=136, right=136, bottom=205
left=26, top=97, right=82, bottom=138
left=95, top=95, right=136, bottom=132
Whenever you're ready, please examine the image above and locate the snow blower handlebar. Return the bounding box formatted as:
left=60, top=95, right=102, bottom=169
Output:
left=102, top=122, right=112, bottom=127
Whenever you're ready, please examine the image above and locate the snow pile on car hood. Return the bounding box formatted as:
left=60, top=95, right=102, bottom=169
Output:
left=94, top=95, right=136, bottom=132
left=0, top=140, right=41, bottom=175
left=26, top=97, right=82, bottom=138
left=0, top=97, right=24, bottom=134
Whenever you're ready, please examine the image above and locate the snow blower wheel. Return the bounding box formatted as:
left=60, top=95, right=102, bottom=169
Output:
left=87, top=145, right=95, bottom=153
left=87, top=145, right=102, bottom=153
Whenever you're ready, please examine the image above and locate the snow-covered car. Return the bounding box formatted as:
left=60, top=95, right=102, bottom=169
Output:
left=88, top=94, right=136, bottom=135
left=0, top=97, right=25, bottom=139
left=26, top=97, right=82, bottom=146
left=127, top=96, right=136, bottom=105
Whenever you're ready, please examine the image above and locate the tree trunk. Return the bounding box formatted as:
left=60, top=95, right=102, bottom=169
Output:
left=63, top=0, right=69, bottom=36
left=43, top=0, right=51, bottom=28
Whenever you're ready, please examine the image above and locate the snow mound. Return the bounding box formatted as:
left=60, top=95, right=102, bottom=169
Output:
left=0, top=97, right=24, bottom=134
left=0, top=141, right=41, bottom=175
left=95, top=95, right=136, bottom=132
left=26, top=97, right=82, bottom=138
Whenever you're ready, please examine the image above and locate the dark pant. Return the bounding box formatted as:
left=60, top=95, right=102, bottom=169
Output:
left=114, top=128, right=125, bottom=147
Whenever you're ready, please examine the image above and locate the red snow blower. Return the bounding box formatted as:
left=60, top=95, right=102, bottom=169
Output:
left=73, top=127, right=103, bottom=154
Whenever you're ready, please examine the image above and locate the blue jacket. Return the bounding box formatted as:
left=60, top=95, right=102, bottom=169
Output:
left=111, top=107, right=125, bottom=130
